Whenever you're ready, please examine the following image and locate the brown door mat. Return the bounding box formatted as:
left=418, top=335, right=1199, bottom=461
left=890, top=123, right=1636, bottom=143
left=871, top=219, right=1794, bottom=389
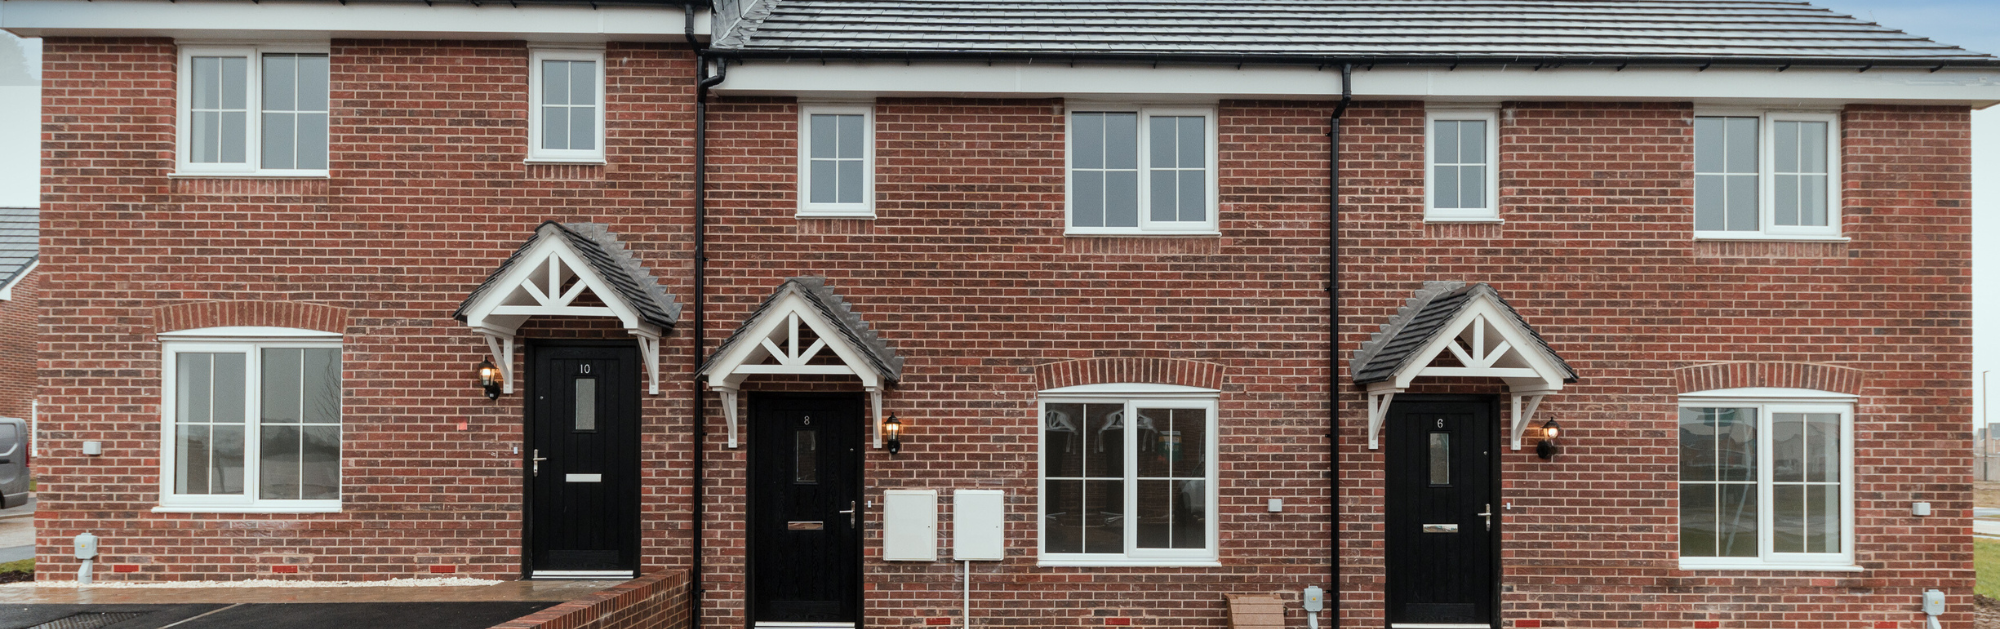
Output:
left=1224, top=593, right=1286, bottom=629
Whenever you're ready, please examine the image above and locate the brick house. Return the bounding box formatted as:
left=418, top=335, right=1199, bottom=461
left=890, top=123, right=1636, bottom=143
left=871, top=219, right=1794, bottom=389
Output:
left=0, top=206, right=33, bottom=436
left=4, top=1, right=1996, bottom=628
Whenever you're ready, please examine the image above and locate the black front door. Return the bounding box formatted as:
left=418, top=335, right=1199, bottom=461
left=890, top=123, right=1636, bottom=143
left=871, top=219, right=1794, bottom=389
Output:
left=750, top=393, right=862, bottom=626
left=526, top=343, right=641, bottom=577
left=1384, top=397, right=1499, bottom=628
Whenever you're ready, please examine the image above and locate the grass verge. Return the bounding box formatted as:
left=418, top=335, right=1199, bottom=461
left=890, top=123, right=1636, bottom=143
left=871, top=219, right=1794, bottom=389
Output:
left=1979, top=538, right=2000, bottom=600
left=0, top=558, right=30, bottom=584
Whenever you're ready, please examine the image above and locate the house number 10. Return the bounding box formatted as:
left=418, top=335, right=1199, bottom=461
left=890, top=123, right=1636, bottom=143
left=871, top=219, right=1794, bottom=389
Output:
left=580, top=364, right=591, bottom=374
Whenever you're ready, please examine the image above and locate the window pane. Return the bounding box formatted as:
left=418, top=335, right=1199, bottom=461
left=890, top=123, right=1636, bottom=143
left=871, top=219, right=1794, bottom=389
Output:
left=262, top=112, right=296, bottom=170
left=1679, top=483, right=1716, bottom=557
left=1072, top=113, right=1103, bottom=169
left=1045, top=479, right=1083, bottom=554
left=1803, top=174, right=1828, bottom=227
left=569, top=61, right=595, bottom=106
left=544, top=106, right=569, bottom=150
left=837, top=160, right=863, bottom=204
left=1806, top=483, right=1840, bottom=553
left=1725, top=117, right=1757, bottom=174
left=1173, top=479, right=1205, bottom=549
left=809, top=114, right=838, bottom=160
left=542, top=60, right=569, bottom=106
left=1104, top=170, right=1138, bottom=227
left=1694, top=174, right=1724, bottom=231
left=212, top=425, right=246, bottom=494
left=1135, top=409, right=1168, bottom=479
left=1694, top=117, right=1722, bottom=173
left=574, top=378, right=597, bottom=431
left=297, top=113, right=328, bottom=171
left=176, top=424, right=211, bottom=495
left=1178, top=170, right=1205, bottom=223
left=570, top=105, right=595, bottom=151
left=810, top=160, right=837, bottom=204
left=795, top=430, right=817, bottom=484
left=1104, top=113, right=1137, bottom=170
left=263, top=54, right=297, bottom=111
left=1726, top=175, right=1757, bottom=231
left=1435, top=120, right=1459, bottom=165
left=193, top=57, right=220, bottom=110
left=1045, top=403, right=1083, bottom=478
left=1170, top=408, right=1206, bottom=478
left=220, top=112, right=247, bottom=163
left=1459, top=165, right=1485, bottom=209
left=1774, top=174, right=1799, bottom=226
left=1807, top=413, right=1840, bottom=482
left=1716, top=407, right=1756, bottom=482
left=1715, top=483, right=1757, bottom=557
left=300, top=425, right=340, bottom=500
left=1178, top=116, right=1203, bottom=171
left=179, top=353, right=213, bottom=423
left=194, top=112, right=220, bottom=163
left=298, top=54, right=329, bottom=111
left=1084, top=404, right=1123, bottom=478
left=1459, top=120, right=1486, bottom=165
left=1429, top=432, right=1450, bottom=485
left=1773, top=484, right=1803, bottom=553
left=837, top=114, right=865, bottom=159
left=1072, top=171, right=1103, bottom=228
left=1435, top=165, right=1460, bottom=209
left=1149, top=166, right=1178, bottom=222
left=262, top=348, right=302, bottom=424
left=1083, top=479, right=1123, bottom=554
left=261, top=425, right=302, bottom=500
left=214, top=354, right=246, bottom=424
left=1800, top=122, right=1828, bottom=174
left=1149, top=116, right=1177, bottom=168
left=221, top=57, right=248, bottom=109
left=1678, top=407, right=1716, bottom=482
left=1137, top=479, right=1171, bottom=548
left=1774, top=121, right=1798, bottom=173
left=1773, top=412, right=1805, bottom=483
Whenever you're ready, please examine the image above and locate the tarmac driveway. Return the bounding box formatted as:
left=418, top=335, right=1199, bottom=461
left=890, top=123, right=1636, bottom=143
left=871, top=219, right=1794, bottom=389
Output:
left=0, top=602, right=557, bottom=629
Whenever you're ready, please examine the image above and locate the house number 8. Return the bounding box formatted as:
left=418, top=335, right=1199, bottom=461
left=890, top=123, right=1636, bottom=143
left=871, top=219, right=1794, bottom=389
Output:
left=580, top=364, right=591, bottom=374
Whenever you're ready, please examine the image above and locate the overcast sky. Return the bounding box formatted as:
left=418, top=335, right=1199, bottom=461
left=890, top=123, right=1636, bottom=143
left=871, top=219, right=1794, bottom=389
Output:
left=0, top=3, right=1994, bottom=423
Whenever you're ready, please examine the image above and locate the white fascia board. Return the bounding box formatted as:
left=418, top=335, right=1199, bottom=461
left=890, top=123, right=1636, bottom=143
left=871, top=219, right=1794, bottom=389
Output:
left=716, top=60, right=2000, bottom=108
left=0, top=259, right=33, bottom=301
left=0, top=0, right=709, bottom=43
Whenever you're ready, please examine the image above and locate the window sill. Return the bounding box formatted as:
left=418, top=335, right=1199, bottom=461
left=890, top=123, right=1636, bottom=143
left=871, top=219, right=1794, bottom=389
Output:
left=796, top=211, right=877, bottom=220
left=1678, top=561, right=1863, bottom=572
left=523, top=157, right=607, bottom=165
left=1693, top=233, right=1850, bottom=243
left=1423, top=216, right=1503, bottom=224
left=1038, top=558, right=1221, bottom=568
left=1064, top=230, right=1221, bottom=238
left=153, top=504, right=342, bottom=514
left=168, top=172, right=330, bottom=179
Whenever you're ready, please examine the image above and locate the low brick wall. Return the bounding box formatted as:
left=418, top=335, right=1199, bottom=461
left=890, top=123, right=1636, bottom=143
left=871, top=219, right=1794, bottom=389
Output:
left=494, top=571, right=692, bottom=629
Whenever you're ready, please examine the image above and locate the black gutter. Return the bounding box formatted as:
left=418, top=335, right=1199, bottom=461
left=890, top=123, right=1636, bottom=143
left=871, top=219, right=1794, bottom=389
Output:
left=704, top=48, right=2000, bottom=70
left=1327, top=62, right=1351, bottom=629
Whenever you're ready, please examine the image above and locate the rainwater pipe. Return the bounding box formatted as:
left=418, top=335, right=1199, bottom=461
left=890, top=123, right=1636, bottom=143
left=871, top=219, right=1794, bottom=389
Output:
left=1326, top=62, right=1352, bottom=629
left=683, top=3, right=725, bottom=628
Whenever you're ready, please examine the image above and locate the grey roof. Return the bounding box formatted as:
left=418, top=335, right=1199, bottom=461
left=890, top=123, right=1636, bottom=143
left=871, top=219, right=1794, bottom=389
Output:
left=1352, top=281, right=1577, bottom=385
left=454, top=221, right=680, bottom=330
left=716, top=1, right=1998, bottom=66
left=0, top=208, right=35, bottom=293
left=698, top=276, right=903, bottom=383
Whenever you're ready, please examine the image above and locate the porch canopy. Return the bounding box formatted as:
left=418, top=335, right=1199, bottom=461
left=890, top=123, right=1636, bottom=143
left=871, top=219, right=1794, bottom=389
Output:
left=698, top=276, right=903, bottom=449
left=455, top=222, right=681, bottom=395
left=1352, top=282, right=1578, bottom=450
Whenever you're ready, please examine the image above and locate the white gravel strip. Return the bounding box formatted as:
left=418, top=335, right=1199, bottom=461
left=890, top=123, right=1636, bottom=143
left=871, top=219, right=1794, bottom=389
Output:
left=0, top=577, right=501, bottom=588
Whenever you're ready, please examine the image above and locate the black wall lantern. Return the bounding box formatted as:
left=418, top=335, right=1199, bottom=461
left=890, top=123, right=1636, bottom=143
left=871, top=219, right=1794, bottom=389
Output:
left=1536, top=419, right=1562, bottom=460
left=476, top=357, right=503, bottom=400
left=883, top=415, right=904, bottom=455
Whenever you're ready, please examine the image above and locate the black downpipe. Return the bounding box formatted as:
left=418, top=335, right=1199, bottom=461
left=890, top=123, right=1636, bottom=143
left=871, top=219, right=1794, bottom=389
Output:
left=1327, top=63, right=1352, bottom=628
left=685, top=3, right=723, bottom=628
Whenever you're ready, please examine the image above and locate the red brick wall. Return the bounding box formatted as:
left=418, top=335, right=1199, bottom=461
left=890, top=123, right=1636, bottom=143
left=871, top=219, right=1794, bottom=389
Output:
left=495, top=570, right=693, bottom=629
left=34, top=37, right=699, bottom=582
left=0, top=268, right=35, bottom=421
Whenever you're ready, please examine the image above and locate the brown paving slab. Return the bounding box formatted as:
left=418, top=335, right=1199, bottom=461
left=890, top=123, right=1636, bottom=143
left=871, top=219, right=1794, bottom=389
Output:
left=0, top=580, right=617, bottom=605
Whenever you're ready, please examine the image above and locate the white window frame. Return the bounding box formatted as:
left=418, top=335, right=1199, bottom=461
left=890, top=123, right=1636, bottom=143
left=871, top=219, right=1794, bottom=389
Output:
left=1063, top=105, right=1220, bottom=236
left=1037, top=385, right=1220, bottom=566
left=1692, top=110, right=1845, bottom=241
left=1424, top=107, right=1501, bottom=222
left=174, top=43, right=331, bottom=177
left=526, top=47, right=608, bottom=164
left=1677, top=388, right=1857, bottom=571
left=796, top=103, right=876, bottom=218
left=156, top=327, right=343, bottom=513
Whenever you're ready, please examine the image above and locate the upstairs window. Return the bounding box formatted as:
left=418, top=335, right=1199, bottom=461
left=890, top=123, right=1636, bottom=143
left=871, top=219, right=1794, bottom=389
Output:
left=1425, top=108, right=1500, bottom=221
left=1066, top=107, right=1217, bottom=235
left=797, top=104, right=875, bottom=217
left=528, top=48, right=606, bottom=163
left=1694, top=112, right=1842, bottom=239
left=177, top=45, right=329, bottom=175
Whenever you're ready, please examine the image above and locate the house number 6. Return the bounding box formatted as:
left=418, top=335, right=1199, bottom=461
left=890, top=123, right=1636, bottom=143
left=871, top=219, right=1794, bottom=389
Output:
left=580, top=364, right=591, bottom=374
left=1436, top=419, right=1445, bottom=428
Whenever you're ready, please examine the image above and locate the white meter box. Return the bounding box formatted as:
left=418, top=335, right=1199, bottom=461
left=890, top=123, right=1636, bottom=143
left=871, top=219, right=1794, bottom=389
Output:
left=953, top=489, right=1004, bottom=561
left=882, top=489, right=938, bottom=561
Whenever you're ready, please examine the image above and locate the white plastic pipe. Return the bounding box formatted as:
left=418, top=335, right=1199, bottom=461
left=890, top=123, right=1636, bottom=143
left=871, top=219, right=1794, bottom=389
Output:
left=963, top=561, right=972, bottom=629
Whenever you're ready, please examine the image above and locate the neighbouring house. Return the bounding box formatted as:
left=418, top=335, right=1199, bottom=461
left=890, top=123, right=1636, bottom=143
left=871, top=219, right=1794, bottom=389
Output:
left=0, top=207, right=34, bottom=445
left=2, top=1, right=1995, bottom=628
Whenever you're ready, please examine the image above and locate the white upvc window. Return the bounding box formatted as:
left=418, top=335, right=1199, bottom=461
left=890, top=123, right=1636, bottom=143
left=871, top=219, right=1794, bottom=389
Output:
left=1677, top=388, right=1856, bottom=571
left=175, top=44, right=330, bottom=176
left=527, top=48, right=607, bottom=163
left=797, top=104, right=875, bottom=217
left=158, top=328, right=343, bottom=513
left=1693, top=111, right=1843, bottom=240
left=1425, top=108, right=1500, bottom=222
left=1065, top=106, right=1218, bottom=235
left=1038, top=385, right=1219, bottom=566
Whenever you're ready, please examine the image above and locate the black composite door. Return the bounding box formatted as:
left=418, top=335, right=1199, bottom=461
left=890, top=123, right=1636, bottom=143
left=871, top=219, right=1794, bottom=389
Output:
left=1384, top=398, right=1499, bottom=628
left=750, top=393, right=862, bottom=626
left=526, top=343, right=640, bottom=577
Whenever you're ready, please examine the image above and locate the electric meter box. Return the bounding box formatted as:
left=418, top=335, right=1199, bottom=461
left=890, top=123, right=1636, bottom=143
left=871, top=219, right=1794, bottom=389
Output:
left=882, top=490, right=938, bottom=562
left=953, top=489, right=1005, bottom=561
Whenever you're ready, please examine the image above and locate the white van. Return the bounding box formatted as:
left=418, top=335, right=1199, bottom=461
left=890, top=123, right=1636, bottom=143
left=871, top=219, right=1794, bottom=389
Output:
left=0, top=417, right=26, bottom=509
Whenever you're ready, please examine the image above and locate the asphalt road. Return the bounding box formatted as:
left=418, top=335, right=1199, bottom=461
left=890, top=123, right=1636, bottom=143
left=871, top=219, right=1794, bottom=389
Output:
left=0, top=602, right=558, bottom=629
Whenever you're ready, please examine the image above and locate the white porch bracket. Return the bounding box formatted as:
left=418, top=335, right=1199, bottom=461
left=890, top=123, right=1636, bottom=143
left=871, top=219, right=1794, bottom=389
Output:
left=481, top=331, right=517, bottom=395
left=633, top=331, right=662, bottom=395
left=1509, top=391, right=1553, bottom=451
left=1366, top=386, right=1402, bottom=450
left=868, top=385, right=883, bottom=449
left=717, top=385, right=741, bottom=449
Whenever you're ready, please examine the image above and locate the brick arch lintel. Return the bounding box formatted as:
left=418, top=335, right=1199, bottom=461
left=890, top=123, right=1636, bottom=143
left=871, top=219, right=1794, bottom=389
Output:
left=1674, top=362, right=1865, bottom=397
left=1033, top=358, right=1226, bottom=392
left=155, top=301, right=351, bottom=335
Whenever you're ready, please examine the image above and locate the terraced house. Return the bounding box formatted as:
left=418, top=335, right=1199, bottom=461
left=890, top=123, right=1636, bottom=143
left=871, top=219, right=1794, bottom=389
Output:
left=4, top=0, right=1995, bottom=627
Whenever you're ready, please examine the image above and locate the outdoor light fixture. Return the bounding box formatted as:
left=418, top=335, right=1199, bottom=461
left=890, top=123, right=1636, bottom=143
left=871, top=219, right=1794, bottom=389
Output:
left=1536, top=419, right=1562, bottom=460
left=883, top=415, right=904, bottom=455
left=476, top=358, right=503, bottom=400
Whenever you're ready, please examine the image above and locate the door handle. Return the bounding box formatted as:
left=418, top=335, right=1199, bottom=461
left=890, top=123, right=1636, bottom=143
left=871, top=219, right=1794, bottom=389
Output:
left=837, top=501, right=856, bottom=528
left=531, top=449, right=549, bottom=477
left=1478, top=503, right=1493, bottom=531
